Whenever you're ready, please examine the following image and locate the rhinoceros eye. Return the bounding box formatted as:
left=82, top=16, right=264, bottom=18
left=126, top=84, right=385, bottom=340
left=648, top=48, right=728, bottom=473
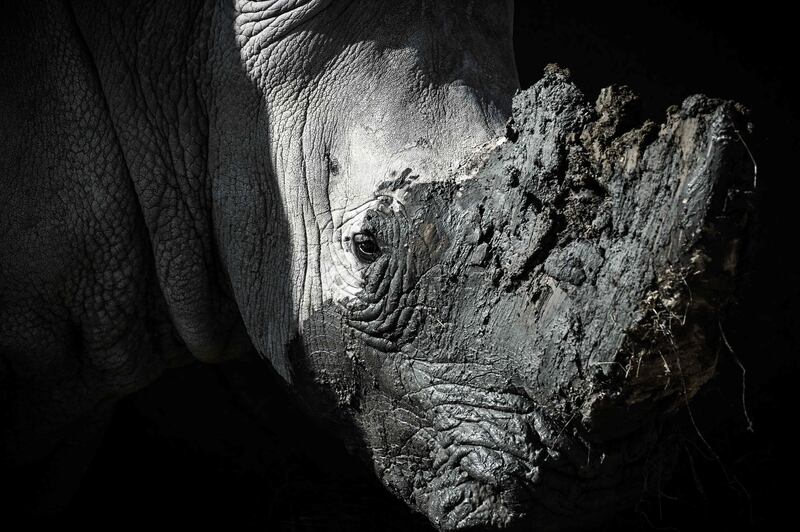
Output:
left=352, top=232, right=382, bottom=263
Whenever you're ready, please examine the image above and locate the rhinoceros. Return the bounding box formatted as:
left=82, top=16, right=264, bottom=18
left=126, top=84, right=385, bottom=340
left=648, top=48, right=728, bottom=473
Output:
left=0, top=0, right=754, bottom=529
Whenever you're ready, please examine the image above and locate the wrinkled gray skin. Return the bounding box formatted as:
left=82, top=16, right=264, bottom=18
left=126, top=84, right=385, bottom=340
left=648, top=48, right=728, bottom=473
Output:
left=0, top=1, right=748, bottom=530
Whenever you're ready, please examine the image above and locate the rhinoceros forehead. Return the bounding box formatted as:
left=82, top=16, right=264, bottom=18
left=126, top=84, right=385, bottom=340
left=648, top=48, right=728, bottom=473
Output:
left=326, top=133, right=509, bottom=213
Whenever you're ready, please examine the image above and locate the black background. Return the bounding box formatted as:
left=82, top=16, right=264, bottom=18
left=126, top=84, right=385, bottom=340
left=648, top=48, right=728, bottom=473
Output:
left=61, top=2, right=797, bottom=530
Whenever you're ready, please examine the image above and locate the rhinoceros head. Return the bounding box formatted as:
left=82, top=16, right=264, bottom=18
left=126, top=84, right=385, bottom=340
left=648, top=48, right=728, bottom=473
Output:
left=223, top=1, right=750, bottom=530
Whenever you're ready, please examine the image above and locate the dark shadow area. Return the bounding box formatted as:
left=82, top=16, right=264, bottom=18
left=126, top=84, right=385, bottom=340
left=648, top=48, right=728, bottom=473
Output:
left=57, top=2, right=795, bottom=530
left=62, top=359, right=432, bottom=530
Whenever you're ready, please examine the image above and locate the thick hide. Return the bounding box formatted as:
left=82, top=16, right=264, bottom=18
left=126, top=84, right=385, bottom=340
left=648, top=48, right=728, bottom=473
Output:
left=290, top=67, right=754, bottom=530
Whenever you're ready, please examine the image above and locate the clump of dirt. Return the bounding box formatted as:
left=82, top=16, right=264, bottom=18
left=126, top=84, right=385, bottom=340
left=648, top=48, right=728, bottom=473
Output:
left=492, top=63, right=755, bottom=438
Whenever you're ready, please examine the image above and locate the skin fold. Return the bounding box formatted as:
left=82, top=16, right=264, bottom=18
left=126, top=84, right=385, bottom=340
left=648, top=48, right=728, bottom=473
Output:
left=1, top=1, right=750, bottom=529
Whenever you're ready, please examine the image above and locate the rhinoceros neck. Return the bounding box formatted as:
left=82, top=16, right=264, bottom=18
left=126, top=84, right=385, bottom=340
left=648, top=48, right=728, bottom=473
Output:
left=71, top=0, right=267, bottom=365
left=71, top=0, right=329, bottom=377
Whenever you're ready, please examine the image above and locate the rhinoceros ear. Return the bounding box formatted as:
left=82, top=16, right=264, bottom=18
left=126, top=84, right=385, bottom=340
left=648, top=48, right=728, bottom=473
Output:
left=235, top=0, right=335, bottom=52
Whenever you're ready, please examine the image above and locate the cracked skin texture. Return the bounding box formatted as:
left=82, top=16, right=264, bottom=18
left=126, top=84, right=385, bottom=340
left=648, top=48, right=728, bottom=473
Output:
left=290, top=69, right=754, bottom=529
left=0, top=1, right=753, bottom=530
